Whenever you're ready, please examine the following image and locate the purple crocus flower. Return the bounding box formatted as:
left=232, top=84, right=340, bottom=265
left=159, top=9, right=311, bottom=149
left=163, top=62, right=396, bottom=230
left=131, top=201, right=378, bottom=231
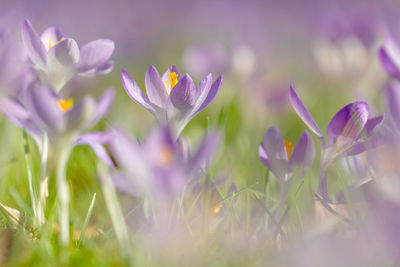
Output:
left=21, top=19, right=114, bottom=91
left=259, top=126, right=315, bottom=182
left=289, top=86, right=384, bottom=203
left=259, top=126, right=315, bottom=218
left=109, top=126, right=219, bottom=199
left=1, top=81, right=115, bottom=166
left=121, top=66, right=222, bottom=138
left=182, top=42, right=229, bottom=79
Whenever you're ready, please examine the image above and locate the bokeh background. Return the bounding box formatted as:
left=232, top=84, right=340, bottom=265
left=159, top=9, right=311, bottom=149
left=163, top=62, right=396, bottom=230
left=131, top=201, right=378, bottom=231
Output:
left=1, top=0, right=400, bottom=265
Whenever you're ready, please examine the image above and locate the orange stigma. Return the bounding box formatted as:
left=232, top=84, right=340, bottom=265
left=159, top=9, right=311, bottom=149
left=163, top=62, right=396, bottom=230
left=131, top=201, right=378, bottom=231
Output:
left=284, top=140, right=293, bottom=160
left=57, top=98, right=74, bottom=112
left=157, top=145, right=174, bottom=166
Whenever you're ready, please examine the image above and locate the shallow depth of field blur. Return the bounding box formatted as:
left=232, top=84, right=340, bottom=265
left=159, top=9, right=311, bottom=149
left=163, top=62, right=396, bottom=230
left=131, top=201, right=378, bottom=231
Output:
left=1, top=0, right=400, bottom=266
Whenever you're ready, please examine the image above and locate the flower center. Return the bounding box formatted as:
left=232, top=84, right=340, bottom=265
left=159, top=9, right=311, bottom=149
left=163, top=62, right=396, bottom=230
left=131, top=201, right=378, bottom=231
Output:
left=157, top=145, right=174, bottom=166
left=284, top=140, right=293, bottom=160
left=48, top=36, right=66, bottom=50
left=213, top=204, right=223, bottom=214
left=164, top=72, right=178, bottom=95
left=57, top=98, right=74, bottom=112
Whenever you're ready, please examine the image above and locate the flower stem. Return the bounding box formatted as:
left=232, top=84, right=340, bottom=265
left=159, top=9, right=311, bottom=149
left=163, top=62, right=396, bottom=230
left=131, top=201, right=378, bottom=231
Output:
left=97, top=163, right=131, bottom=261
left=37, top=133, right=49, bottom=225
left=56, top=145, right=72, bottom=246
left=22, top=130, right=37, bottom=222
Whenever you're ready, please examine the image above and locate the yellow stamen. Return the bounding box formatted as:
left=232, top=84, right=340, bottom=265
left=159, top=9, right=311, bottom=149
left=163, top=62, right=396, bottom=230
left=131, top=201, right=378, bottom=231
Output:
left=48, top=36, right=65, bottom=49
left=164, top=72, right=179, bottom=95
left=48, top=36, right=52, bottom=50
left=57, top=98, right=74, bottom=112
left=56, top=37, right=65, bottom=46
left=284, top=140, right=293, bottom=160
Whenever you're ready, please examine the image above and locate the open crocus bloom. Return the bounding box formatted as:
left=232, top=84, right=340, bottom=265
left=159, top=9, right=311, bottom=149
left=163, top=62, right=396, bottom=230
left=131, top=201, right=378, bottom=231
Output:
left=109, top=127, right=219, bottom=199
left=1, top=81, right=115, bottom=167
left=289, top=86, right=384, bottom=202
left=21, top=19, right=114, bottom=91
left=259, top=126, right=315, bottom=183
left=121, top=66, right=222, bottom=138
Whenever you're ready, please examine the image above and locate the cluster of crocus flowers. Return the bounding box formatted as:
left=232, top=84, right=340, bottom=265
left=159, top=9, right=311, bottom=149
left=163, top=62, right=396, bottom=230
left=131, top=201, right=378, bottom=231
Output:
left=22, top=19, right=114, bottom=91
left=121, top=65, right=222, bottom=138
left=0, top=19, right=116, bottom=246
left=288, top=86, right=384, bottom=203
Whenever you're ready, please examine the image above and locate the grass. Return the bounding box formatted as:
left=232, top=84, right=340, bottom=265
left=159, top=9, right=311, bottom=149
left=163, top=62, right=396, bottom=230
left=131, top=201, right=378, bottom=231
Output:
left=0, top=69, right=368, bottom=266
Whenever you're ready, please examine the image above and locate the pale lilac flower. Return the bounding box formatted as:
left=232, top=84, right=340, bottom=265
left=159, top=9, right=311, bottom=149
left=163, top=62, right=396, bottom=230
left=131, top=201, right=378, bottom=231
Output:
left=259, top=126, right=315, bottom=182
left=121, top=66, right=222, bottom=138
left=182, top=42, right=229, bottom=79
left=21, top=19, right=114, bottom=91
left=109, top=127, right=219, bottom=198
left=1, top=82, right=115, bottom=166
left=259, top=126, right=315, bottom=218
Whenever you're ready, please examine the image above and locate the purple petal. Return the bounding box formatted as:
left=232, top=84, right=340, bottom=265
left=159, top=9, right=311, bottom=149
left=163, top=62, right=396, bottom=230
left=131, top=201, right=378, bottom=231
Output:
left=288, top=86, right=323, bottom=138
left=121, top=70, right=157, bottom=116
left=76, top=39, right=114, bottom=73
left=21, top=19, right=47, bottom=66
left=109, top=128, right=147, bottom=175
left=54, top=38, right=80, bottom=66
left=142, top=126, right=179, bottom=163
left=77, top=131, right=114, bottom=144
left=362, top=115, right=384, bottom=138
left=262, top=126, right=288, bottom=179
left=170, top=74, right=196, bottom=111
left=145, top=66, right=168, bottom=108
left=379, top=42, right=400, bottom=79
left=195, top=75, right=222, bottom=115
left=289, top=130, right=315, bottom=171
left=76, top=132, right=115, bottom=167
left=187, top=132, right=219, bottom=176
left=110, top=171, right=138, bottom=196
left=326, top=102, right=369, bottom=147
left=66, top=96, right=95, bottom=131
left=86, top=88, right=115, bottom=129
left=82, top=60, right=114, bottom=76
left=25, top=82, right=64, bottom=131
left=40, top=26, right=65, bottom=51
left=258, top=144, right=272, bottom=169
left=386, top=81, right=400, bottom=132
left=344, top=135, right=386, bottom=156
left=0, top=98, right=42, bottom=138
